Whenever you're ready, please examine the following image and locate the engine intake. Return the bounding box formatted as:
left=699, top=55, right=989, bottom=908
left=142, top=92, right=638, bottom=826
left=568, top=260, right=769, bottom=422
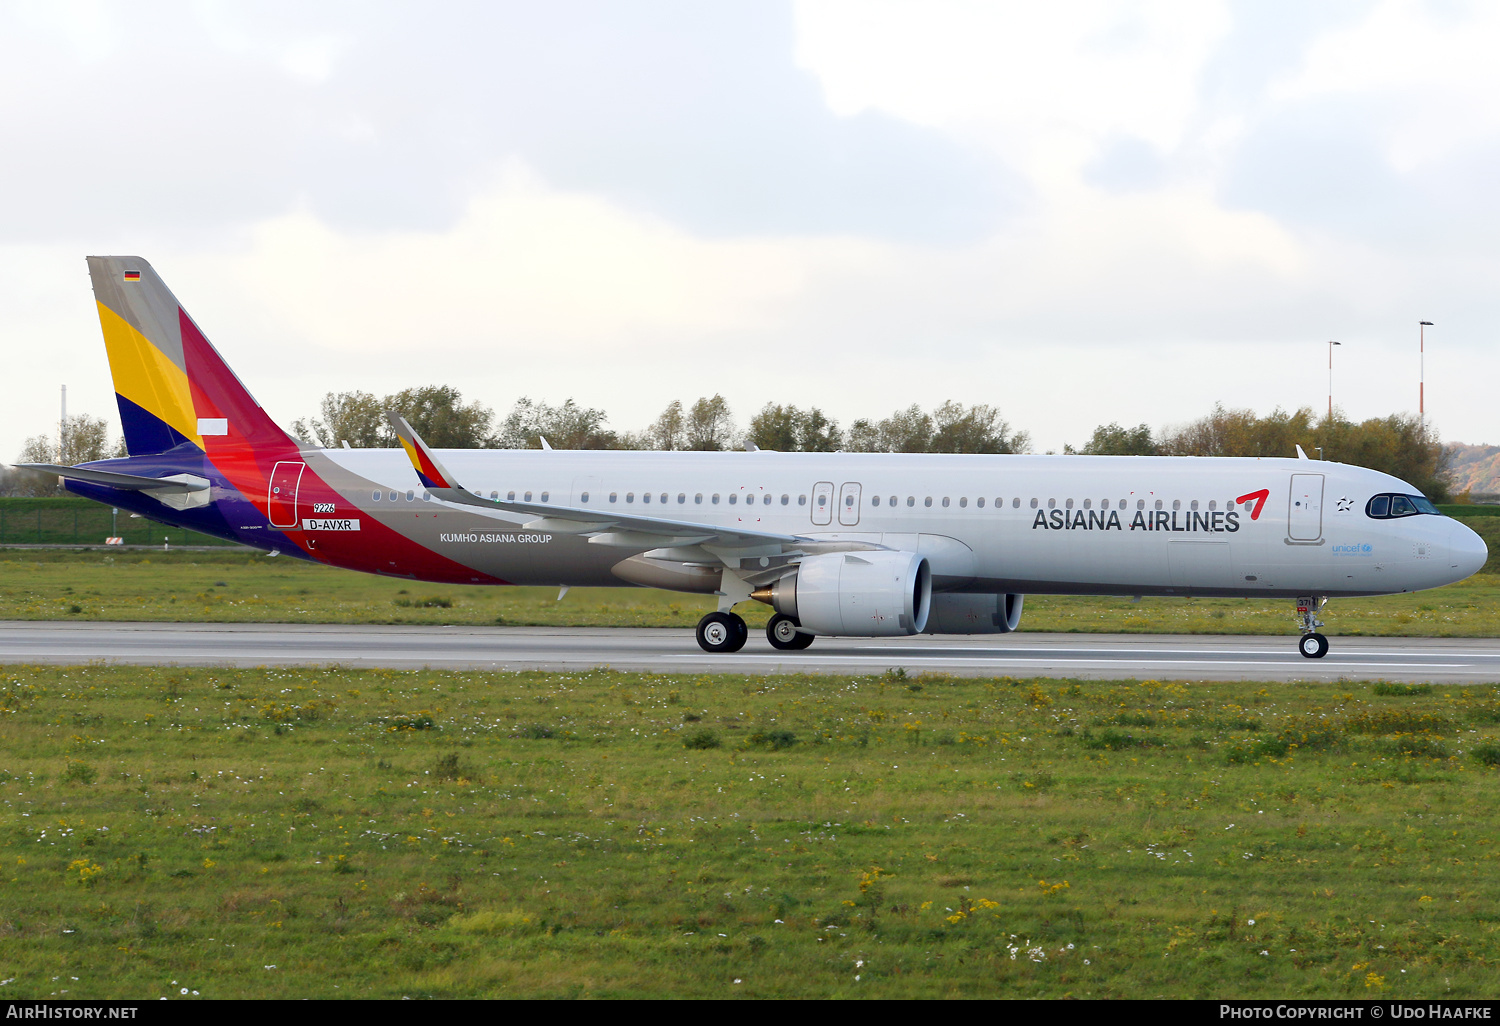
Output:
left=754, top=551, right=931, bottom=636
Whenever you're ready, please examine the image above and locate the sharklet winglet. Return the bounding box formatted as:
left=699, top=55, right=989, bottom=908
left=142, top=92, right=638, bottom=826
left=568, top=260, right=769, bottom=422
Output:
left=386, top=412, right=460, bottom=491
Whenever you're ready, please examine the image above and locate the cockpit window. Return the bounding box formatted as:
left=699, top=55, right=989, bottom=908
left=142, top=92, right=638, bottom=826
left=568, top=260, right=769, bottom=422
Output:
left=1366, top=493, right=1440, bottom=519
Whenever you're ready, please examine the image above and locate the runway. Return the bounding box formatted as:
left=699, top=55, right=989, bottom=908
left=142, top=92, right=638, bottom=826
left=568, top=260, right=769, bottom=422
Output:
left=3, top=620, right=1500, bottom=682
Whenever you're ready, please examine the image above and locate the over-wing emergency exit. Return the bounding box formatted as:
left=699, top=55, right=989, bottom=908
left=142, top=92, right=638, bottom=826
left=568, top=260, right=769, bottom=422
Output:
left=14, top=257, right=1488, bottom=659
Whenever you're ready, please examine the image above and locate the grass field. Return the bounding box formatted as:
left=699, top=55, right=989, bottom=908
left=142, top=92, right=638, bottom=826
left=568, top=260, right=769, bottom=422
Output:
left=1, top=664, right=1498, bottom=998
left=4, top=545, right=1500, bottom=638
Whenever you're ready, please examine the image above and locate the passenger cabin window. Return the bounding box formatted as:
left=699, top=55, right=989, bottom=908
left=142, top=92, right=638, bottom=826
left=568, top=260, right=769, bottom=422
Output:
left=959, top=497, right=967, bottom=508
left=524, top=491, right=532, bottom=502
left=907, top=497, right=915, bottom=507
left=1029, top=498, right=1038, bottom=508
left=405, top=490, right=414, bottom=501
left=661, top=493, right=668, bottom=504
left=490, top=491, right=499, bottom=500
left=1171, top=499, right=1180, bottom=511
left=1065, top=498, right=1074, bottom=509
left=1190, top=500, right=1199, bottom=511
left=798, top=495, right=807, bottom=506
left=781, top=495, right=790, bottom=505
left=695, top=493, right=703, bottom=504
left=507, top=491, right=515, bottom=501
left=541, top=491, right=549, bottom=502
left=679, top=493, right=687, bottom=504
left=712, top=494, right=720, bottom=504
left=643, top=493, right=651, bottom=503
left=871, top=495, right=880, bottom=507
left=763, top=494, right=772, bottom=505
left=372, top=491, right=380, bottom=501
left=977, top=497, right=985, bottom=508
left=581, top=491, right=590, bottom=503
left=729, top=494, right=737, bottom=505
left=389, top=491, right=398, bottom=501
left=609, top=492, right=617, bottom=503
left=924, top=497, right=933, bottom=507
left=1154, top=500, right=1163, bottom=510
left=941, top=497, right=950, bottom=507
left=626, top=492, right=635, bottom=503
left=1013, top=498, right=1021, bottom=508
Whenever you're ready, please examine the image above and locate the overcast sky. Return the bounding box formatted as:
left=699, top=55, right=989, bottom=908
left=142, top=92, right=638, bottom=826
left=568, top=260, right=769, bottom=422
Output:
left=4, top=0, right=1499, bottom=459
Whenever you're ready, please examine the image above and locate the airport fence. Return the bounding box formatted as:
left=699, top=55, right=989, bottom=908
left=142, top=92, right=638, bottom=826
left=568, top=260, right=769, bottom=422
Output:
left=0, top=498, right=239, bottom=547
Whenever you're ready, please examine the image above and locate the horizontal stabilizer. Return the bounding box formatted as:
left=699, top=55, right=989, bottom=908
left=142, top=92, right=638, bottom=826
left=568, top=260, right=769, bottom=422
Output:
left=13, top=463, right=209, bottom=493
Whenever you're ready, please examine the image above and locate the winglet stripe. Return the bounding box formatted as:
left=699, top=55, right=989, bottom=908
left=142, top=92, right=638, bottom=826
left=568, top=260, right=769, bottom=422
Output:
left=386, top=413, right=458, bottom=491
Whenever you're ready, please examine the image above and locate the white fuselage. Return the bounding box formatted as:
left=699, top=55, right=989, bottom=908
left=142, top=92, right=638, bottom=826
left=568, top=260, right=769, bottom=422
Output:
left=305, top=449, right=1487, bottom=599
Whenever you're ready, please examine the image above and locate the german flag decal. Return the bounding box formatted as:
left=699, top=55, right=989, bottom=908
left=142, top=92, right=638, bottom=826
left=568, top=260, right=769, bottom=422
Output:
left=123, top=270, right=141, bottom=282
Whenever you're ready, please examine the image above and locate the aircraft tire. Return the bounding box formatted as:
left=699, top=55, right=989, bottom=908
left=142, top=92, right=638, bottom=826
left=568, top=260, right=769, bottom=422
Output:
left=1298, top=632, right=1329, bottom=659
left=767, top=613, right=814, bottom=651
left=697, top=611, right=748, bottom=653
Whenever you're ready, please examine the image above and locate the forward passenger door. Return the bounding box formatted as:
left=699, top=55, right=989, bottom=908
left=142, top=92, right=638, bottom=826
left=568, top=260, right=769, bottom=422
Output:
left=811, top=481, right=834, bottom=525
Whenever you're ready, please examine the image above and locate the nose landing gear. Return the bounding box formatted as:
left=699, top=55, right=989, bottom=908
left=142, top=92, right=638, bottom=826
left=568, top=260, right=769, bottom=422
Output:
left=1296, top=596, right=1329, bottom=658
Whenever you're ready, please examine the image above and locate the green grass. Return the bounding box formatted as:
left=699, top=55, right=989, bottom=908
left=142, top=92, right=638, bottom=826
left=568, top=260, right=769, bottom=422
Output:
left=0, top=498, right=237, bottom=547
left=1, top=664, right=1498, bottom=998
left=4, top=548, right=1500, bottom=637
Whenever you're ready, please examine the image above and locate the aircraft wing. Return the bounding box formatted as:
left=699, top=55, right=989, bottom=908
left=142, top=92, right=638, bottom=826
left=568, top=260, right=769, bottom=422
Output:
left=384, top=413, right=808, bottom=550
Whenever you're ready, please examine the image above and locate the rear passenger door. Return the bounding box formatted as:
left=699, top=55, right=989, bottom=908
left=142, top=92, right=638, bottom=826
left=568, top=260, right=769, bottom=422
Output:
left=838, top=481, right=862, bottom=526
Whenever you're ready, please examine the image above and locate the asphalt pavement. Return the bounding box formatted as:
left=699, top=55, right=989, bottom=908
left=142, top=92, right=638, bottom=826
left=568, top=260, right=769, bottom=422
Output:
left=2, top=620, right=1498, bottom=682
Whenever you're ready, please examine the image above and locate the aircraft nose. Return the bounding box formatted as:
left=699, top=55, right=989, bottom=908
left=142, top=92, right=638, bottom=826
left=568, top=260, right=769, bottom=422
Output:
left=1448, top=520, right=1488, bottom=580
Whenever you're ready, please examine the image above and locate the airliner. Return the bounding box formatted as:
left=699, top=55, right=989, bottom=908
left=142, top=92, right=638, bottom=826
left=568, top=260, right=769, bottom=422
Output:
left=15, top=257, right=1488, bottom=659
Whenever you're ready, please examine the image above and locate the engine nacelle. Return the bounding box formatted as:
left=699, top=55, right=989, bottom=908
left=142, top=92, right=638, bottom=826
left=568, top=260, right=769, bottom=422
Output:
left=758, top=551, right=931, bottom=636
left=923, top=593, right=1024, bottom=634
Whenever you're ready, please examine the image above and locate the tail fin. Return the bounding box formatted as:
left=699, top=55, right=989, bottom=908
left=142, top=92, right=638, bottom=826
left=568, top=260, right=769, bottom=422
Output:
left=88, top=256, right=295, bottom=457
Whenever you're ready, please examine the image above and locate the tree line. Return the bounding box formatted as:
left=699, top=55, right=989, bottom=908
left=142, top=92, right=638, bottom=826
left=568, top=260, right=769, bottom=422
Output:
left=4, top=389, right=1456, bottom=500
left=291, top=388, right=1031, bottom=456
left=1068, top=404, right=1452, bottom=499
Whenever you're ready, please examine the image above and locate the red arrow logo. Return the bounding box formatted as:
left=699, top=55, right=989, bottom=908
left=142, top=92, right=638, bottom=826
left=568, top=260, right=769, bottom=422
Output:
left=1236, top=489, right=1270, bottom=520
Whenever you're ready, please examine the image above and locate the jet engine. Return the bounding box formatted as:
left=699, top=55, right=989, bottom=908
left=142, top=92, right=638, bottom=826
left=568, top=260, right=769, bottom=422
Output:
left=754, top=551, right=931, bottom=636
left=922, top=593, right=1024, bottom=634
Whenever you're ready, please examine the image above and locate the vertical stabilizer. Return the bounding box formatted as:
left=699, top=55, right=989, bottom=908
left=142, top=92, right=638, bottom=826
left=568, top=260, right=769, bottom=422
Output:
left=87, top=256, right=294, bottom=457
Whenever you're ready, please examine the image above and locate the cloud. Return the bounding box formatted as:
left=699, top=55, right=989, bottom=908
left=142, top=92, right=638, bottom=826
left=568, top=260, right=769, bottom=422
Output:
left=0, top=0, right=1005, bottom=243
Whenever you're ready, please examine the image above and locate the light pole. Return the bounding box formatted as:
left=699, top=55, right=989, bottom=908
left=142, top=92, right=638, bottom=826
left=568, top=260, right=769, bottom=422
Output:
left=1419, top=321, right=1433, bottom=434
left=1327, top=340, right=1341, bottom=421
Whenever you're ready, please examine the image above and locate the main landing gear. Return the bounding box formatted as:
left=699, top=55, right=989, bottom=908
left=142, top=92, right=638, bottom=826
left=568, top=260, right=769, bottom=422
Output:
left=1296, top=596, right=1329, bottom=659
left=696, top=611, right=748, bottom=653
left=767, top=612, right=814, bottom=651
left=694, top=611, right=816, bottom=653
